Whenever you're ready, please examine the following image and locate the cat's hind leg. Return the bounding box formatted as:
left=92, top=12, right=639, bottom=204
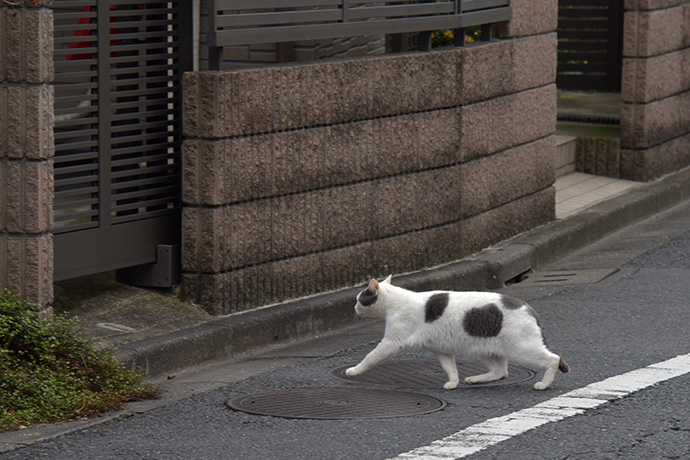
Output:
left=532, top=352, right=562, bottom=391
left=465, top=355, right=509, bottom=385
left=513, top=346, right=562, bottom=390
left=434, top=353, right=460, bottom=390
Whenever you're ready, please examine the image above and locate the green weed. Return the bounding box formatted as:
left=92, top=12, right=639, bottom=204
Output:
left=0, top=291, right=160, bottom=431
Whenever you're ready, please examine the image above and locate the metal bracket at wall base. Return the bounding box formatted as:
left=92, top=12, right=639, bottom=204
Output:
left=116, top=244, right=181, bottom=288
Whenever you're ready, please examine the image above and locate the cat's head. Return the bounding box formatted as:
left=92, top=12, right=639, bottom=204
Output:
left=354, top=275, right=392, bottom=318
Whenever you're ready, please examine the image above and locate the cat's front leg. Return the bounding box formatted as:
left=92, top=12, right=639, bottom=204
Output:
left=346, top=339, right=400, bottom=376
left=435, top=352, right=460, bottom=390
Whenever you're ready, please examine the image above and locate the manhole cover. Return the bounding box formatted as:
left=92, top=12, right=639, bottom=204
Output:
left=515, top=268, right=620, bottom=287
left=226, top=388, right=446, bottom=419
left=331, top=360, right=536, bottom=388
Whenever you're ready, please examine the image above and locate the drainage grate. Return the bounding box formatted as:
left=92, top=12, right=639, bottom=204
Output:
left=514, top=268, right=620, bottom=287
left=330, top=360, right=536, bottom=388
left=226, top=388, right=446, bottom=419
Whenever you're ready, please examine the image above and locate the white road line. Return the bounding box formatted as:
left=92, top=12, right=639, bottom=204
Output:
left=389, top=353, right=690, bottom=460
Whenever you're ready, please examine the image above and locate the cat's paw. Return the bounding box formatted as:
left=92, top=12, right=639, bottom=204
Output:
left=345, top=367, right=360, bottom=377
left=443, top=380, right=459, bottom=390
left=464, top=376, right=479, bottom=385
left=533, top=381, right=549, bottom=391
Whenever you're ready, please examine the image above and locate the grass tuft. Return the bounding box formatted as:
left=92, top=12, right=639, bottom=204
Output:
left=0, top=290, right=160, bottom=431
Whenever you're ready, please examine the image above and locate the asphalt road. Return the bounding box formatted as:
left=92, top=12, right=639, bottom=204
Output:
left=4, top=200, right=690, bottom=460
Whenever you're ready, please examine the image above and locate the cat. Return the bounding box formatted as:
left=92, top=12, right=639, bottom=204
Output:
left=346, top=275, right=570, bottom=390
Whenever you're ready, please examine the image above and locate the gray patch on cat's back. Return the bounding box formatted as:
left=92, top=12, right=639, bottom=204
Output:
left=358, top=288, right=377, bottom=306
left=500, top=294, right=526, bottom=310
left=500, top=294, right=542, bottom=326
left=425, top=292, right=449, bottom=323
left=463, top=303, right=503, bottom=337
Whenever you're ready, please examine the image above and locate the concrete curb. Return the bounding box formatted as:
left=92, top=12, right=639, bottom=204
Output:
left=117, top=167, right=690, bottom=377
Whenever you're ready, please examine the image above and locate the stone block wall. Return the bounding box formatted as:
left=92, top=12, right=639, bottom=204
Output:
left=0, top=3, right=54, bottom=306
left=182, top=26, right=558, bottom=314
left=621, top=0, right=690, bottom=180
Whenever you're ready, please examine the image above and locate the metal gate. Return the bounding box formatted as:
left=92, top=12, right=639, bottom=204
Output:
left=557, top=0, right=623, bottom=92
left=53, top=1, right=192, bottom=284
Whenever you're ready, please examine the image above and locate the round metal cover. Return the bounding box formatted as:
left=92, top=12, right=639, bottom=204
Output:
left=226, top=388, right=446, bottom=419
left=331, top=360, right=536, bottom=388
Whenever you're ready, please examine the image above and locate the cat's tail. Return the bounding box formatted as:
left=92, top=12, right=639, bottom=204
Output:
left=558, top=357, right=570, bottom=374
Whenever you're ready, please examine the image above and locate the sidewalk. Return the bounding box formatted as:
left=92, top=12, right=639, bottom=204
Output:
left=555, top=172, right=639, bottom=219
left=49, top=166, right=690, bottom=380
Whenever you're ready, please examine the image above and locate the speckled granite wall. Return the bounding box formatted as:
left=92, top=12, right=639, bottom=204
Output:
left=621, top=0, right=690, bottom=180
left=181, top=29, right=559, bottom=314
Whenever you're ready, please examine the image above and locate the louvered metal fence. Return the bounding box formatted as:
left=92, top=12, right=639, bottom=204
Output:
left=206, top=0, right=512, bottom=69
left=53, top=1, right=192, bottom=282
left=557, top=0, right=623, bottom=92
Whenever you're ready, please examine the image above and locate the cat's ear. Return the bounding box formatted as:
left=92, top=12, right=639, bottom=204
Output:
left=367, top=279, right=379, bottom=294
left=382, top=274, right=392, bottom=285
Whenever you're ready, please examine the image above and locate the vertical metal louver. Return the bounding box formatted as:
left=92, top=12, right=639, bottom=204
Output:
left=53, top=1, right=192, bottom=281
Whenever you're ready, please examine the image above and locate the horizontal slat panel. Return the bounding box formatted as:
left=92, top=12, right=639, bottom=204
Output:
left=54, top=197, right=98, bottom=211
left=110, top=124, right=174, bottom=138
left=559, top=8, right=610, bottom=18
left=54, top=163, right=98, bottom=176
left=110, top=208, right=178, bottom=226
left=111, top=42, right=179, bottom=54
left=558, top=52, right=609, bottom=62
left=558, top=63, right=609, bottom=72
left=111, top=149, right=175, bottom=160
left=217, top=9, right=342, bottom=28
left=347, top=3, right=455, bottom=20
left=463, top=0, right=510, bottom=12
left=55, top=187, right=99, bottom=201
left=209, top=0, right=510, bottom=46
left=53, top=0, right=185, bottom=278
left=53, top=215, right=98, bottom=230
left=112, top=186, right=179, bottom=203
left=558, top=20, right=609, bottom=30
left=559, top=30, right=609, bottom=40
left=110, top=65, right=178, bottom=77
left=54, top=132, right=98, bottom=146
left=54, top=174, right=98, bottom=189
left=113, top=199, right=178, bottom=214
left=54, top=1, right=94, bottom=7
left=54, top=24, right=97, bottom=34
left=54, top=93, right=97, bottom=105
left=53, top=69, right=98, bottom=81
left=558, top=40, right=609, bottom=50
left=211, top=8, right=510, bottom=46
left=111, top=165, right=180, bottom=181
left=54, top=151, right=98, bottom=164
left=110, top=77, right=178, bottom=90
left=560, top=0, right=613, bottom=7
left=111, top=154, right=176, bottom=168
left=216, top=0, right=340, bottom=10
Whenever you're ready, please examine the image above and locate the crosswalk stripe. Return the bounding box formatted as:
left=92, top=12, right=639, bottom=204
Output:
left=389, top=353, right=690, bottom=460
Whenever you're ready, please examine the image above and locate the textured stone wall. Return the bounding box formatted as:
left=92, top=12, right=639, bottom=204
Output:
left=0, top=3, right=54, bottom=306
left=182, top=26, right=558, bottom=314
left=621, top=0, right=690, bottom=180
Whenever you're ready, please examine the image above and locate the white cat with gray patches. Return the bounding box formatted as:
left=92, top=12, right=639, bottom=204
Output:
left=346, top=275, right=570, bottom=390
